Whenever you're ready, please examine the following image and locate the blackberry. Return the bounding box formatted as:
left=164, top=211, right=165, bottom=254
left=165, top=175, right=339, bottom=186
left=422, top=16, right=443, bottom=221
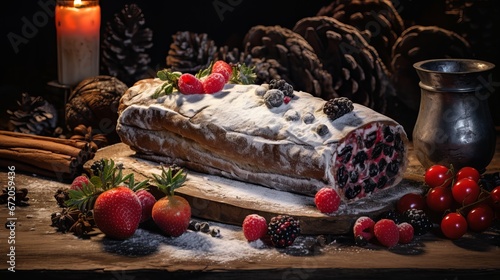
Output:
left=268, top=79, right=294, bottom=97
left=263, top=89, right=284, bottom=108
left=378, top=210, right=402, bottom=224
left=401, top=209, right=433, bottom=236
left=90, top=159, right=105, bottom=176
left=267, top=215, right=300, bottom=248
left=323, top=97, right=353, bottom=120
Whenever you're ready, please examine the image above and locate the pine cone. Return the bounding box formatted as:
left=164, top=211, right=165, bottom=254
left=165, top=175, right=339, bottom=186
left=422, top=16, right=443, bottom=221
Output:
left=70, top=124, right=108, bottom=152
left=389, top=25, right=473, bottom=137
left=101, top=4, right=154, bottom=86
left=242, top=25, right=334, bottom=98
left=214, top=45, right=253, bottom=66
left=65, top=76, right=128, bottom=144
left=317, top=0, right=405, bottom=68
left=7, top=93, right=58, bottom=136
left=166, top=31, right=218, bottom=74
left=293, top=16, right=394, bottom=113
left=445, top=0, right=499, bottom=63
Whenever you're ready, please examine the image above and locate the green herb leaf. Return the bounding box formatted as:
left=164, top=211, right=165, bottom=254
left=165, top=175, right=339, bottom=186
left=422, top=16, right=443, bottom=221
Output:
left=152, top=70, right=182, bottom=99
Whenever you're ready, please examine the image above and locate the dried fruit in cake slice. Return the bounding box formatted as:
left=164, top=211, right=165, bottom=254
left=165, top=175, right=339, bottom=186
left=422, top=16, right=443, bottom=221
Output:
left=151, top=166, right=191, bottom=237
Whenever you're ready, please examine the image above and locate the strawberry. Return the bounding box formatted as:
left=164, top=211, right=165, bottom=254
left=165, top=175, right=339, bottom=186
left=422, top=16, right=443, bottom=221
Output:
left=373, top=218, right=399, bottom=247
left=178, top=73, right=203, bottom=94
left=136, top=189, right=157, bottom=223
left=151, top=166, right=191, bottom=237
left=314, top=187, right=341, bottom=213
left=70, top=175, right=90, bottom=190
left=242, top=214, right=268, bottom=242
left=65, top=159, right=149, bottom=240
left=397, top=222, right=414, bottom=244
left=202, top=72, right=226, bottom=94
left=212, top=60, right=233, bottom=83
left=353, top=216, right=375, bottom=241
left=93, top=186, right=142, bottom=240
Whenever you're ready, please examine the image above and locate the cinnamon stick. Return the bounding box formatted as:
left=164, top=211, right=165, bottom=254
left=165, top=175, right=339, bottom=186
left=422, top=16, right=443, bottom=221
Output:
left=0, top=130, right=87, bottom=150
left=0, top=130, right=94, bottom=181
left=0, top=134, right=84, bottom=158
left=0, top=148, right=73, bottom=174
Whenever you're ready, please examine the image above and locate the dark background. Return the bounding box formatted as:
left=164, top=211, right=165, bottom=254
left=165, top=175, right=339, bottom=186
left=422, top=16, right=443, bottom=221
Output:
left=1, top=0, right=499, bottom=132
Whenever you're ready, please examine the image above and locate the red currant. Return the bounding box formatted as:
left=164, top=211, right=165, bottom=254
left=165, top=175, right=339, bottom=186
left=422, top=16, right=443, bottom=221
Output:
left=440, top=212, right=467, bottom=240
left=466, top=204, right=494, bottom=232
left=455, top=167, right=480, bottom=182
left=397, top=193, right=426, bottom=213
left=452, top=178, right=480, bottom=205
left=425, top=165, right=453, bottom=188
left=490, top=186, right=500, bottom=204
left=426, top=186, right=453, bottom=213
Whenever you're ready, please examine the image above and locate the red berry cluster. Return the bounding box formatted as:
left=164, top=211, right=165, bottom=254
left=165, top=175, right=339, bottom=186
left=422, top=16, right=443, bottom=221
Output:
left=399, top=164, right=500, bottom=240
left=353, top=216, right=414, bottom=248
left=178, top=60, right=232, bottom=94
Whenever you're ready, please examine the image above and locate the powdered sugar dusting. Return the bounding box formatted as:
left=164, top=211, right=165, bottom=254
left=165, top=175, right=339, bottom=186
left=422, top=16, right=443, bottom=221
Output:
left=101, top=222, right=277, bottom=263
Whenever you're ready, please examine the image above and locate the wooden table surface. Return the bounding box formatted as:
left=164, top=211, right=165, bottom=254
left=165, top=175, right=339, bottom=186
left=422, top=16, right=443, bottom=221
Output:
left=1, top=133, right=500, bottom=279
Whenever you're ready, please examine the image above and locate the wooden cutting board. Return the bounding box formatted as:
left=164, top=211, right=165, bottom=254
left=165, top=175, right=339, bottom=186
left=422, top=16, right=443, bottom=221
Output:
left=85, top=143, right=426, bottom=235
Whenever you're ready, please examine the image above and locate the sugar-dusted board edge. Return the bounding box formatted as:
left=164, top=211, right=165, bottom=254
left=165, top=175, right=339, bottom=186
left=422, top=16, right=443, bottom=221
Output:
left=85, top=143, right=426, bottom=235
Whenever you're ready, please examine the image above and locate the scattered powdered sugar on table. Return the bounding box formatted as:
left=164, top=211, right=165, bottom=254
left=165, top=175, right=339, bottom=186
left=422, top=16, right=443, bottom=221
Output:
left=101, top=221, right=280, bottom=263
left=100, top=217, right=328, bottom=263
left=160, top=227, right=270, bottom=263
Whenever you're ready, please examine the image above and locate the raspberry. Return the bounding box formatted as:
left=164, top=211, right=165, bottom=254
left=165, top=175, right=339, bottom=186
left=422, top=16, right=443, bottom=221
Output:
left=242, top=214, right=268, bottom=242
left=202, top=72, right=226, bottom=94
left=212, top=60, right=233, bottom=83
left=373, top=219, right=399, bottom=247
left=70, top=175, right=89, bottom=190
left=178, top=73, right=203, bottom=94
left=136, top=189, right=157, bottom=223
left=283, top=96, right=292, bottom=104
left=353, top=216, right=375, bottom=241
left=397, top=222, right=414, bottom=244
left=314, top=187, right=341, bottom=213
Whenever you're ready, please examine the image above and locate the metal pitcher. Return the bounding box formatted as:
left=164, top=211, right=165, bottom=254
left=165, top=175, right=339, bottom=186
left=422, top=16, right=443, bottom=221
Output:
left=412, top=58, right=496, bottom=172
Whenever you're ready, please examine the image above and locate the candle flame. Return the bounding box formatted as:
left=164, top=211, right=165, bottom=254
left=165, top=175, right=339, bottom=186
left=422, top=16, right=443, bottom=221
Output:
left=74, top=0, right=82, bottom=7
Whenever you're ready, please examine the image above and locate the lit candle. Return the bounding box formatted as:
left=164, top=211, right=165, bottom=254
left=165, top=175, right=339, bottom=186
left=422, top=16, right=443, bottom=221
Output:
left=55, top=0, right=100, bottom=86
